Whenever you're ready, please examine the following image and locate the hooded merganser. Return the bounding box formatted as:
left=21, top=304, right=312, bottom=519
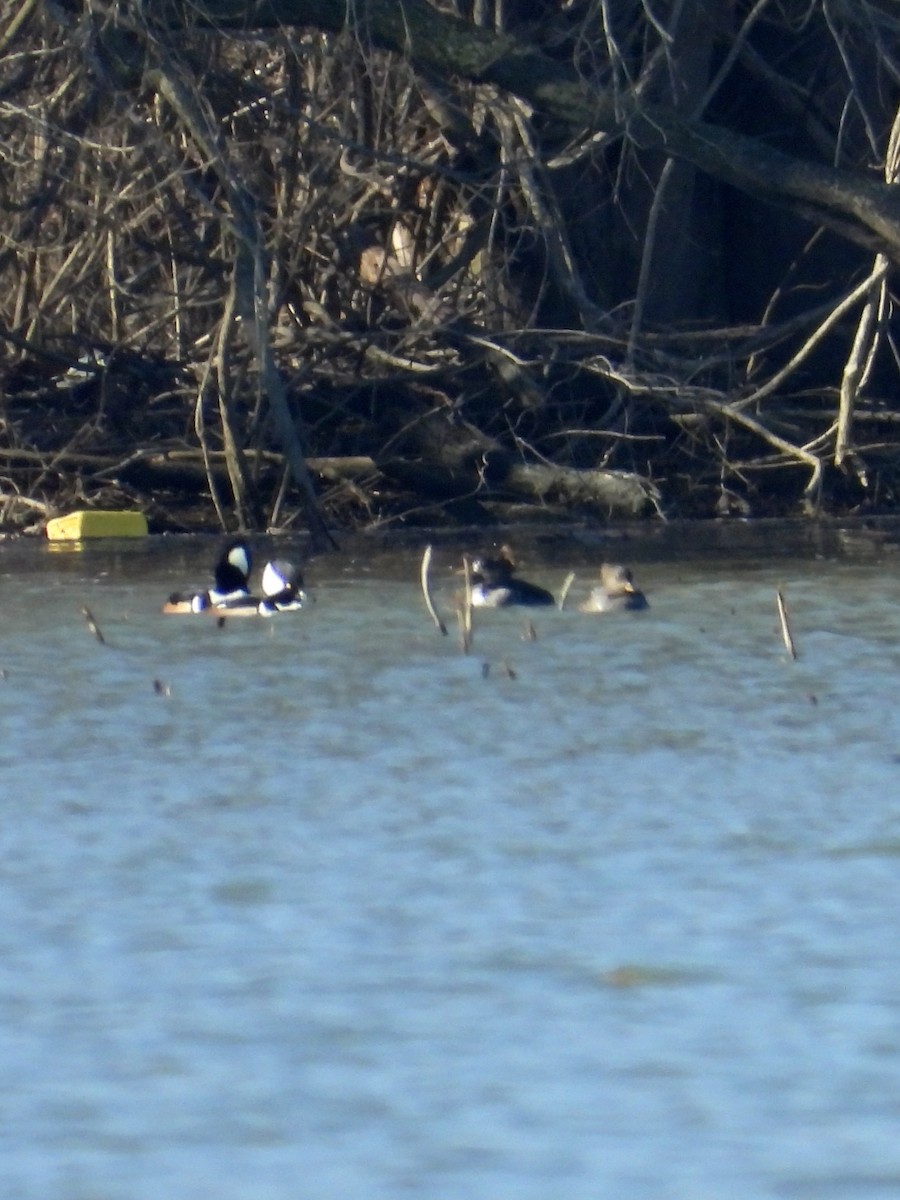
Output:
left=578, top=563, right=648, bottom=613
left=200, top=559, right=307, bottom=618
left=162, top=540, right=252, bottom=614
left=256, top=559, right=306, bottom=615
left=468, top=547, right=555, bottom=608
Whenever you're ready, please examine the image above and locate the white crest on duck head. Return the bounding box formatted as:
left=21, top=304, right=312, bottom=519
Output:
left=225, top=541, right=251, bottom=579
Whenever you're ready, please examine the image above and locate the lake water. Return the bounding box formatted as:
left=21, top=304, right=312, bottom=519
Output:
left=3, top=521, right=900, bottom=1199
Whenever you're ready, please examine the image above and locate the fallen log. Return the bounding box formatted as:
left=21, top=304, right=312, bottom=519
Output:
left=500, top=461, right=655, bottom=516
left=0, top=444, right=655, bottom=520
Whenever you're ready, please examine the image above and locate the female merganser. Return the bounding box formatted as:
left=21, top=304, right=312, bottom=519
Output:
left=578, top=563, right=648, bottom=613
left=162, top=540, right=252, bottom=614
left=468, top=547, right=554, bottom=608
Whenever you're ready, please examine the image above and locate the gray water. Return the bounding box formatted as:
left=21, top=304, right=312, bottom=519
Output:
left=3, top=524, right=900, bottom=1199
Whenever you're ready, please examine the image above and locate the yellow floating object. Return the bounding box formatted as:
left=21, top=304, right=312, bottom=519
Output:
left=46, top=510, right=148, bottom=540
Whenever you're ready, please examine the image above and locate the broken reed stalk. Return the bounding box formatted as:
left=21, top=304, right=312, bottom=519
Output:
left=557, top=570, right=576, bottom=611
left=81, top=606, right=106, bottom=645
left=420, top=544, right=448, bottom=635
left=456, top=605, right=472, bottom=654
left=462, top=554, right=474, bottom=648
left=775, top=589, right=797, bottom=660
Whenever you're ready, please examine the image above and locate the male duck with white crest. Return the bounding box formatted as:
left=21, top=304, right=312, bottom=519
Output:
left=163, top=542, right=307, bottom=616
left=467, top=546, right=555, bottom=608
left=162, top=539, right=253, bottom=614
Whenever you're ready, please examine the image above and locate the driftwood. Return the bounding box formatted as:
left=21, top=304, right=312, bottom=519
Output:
left=330, top=449, right=653, bottom=516
left=0, top=445, right=651, bottom=520
left=501, top=463, right=653, bottom=516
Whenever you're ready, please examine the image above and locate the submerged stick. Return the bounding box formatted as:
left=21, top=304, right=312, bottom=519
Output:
left=775, top=589, right=797, bottom=660
left=557, top=570, right=576, bottom=611
left=420, top=545, right=448, bottom=636
left=81, top=606, right=106, bottom=645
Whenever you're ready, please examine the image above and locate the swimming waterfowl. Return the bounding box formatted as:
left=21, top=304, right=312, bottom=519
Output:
left=162, top=540, right=252, bottom=614
left=201, top=559, right=306, bottom=618
left=468, top=547, right=554, bottom=608
left=209, top=559, right=306, bottom=617
left=163, top=544, right=308, bottom=618
left=578, top=563, right=648, bottom=613
left=256, top=559, right=306, bottom=615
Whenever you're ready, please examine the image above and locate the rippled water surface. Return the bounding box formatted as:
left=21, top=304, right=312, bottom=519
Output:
left=4, top=523, right=900, bottom=1199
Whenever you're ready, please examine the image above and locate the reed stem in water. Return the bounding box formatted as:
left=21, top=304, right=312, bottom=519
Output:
left=81, top=606, right=106, bottom=645
left=776, top=589, right=797, bottom=660
left=420, top=545, right=448, bottom=635
left=557, top=571, right=576, bottom=611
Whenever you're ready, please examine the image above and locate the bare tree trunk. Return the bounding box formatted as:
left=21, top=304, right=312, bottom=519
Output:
left=629, top=0, right=725, bottom=331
